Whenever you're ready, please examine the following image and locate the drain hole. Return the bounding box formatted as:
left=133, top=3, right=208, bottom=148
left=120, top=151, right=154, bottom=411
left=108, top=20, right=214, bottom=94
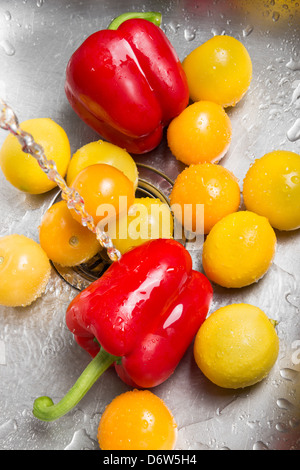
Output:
left=51, top=165, right=174, bottom=291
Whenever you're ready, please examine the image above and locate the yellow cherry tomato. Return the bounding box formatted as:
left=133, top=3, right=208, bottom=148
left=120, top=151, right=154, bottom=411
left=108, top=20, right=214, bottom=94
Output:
left=70, top=163, right=135, bottom=227
left=106, top=197, right=173, bottom=254
left=0, top=118, right=71, bottom=194
left=202, top=211, right=276, bottom=288
left=170, top=163, right=240, bottom=234
left=39, top=200, right=101, bottom=267
left=167, top=101, right=232, bottom=165
left=0, top=234, right=51, bottom=307
left=183, top=35, right=252, bottom=107
left=194, top=303, right=279, bottom=389
left=243, top=150, right=300, bottom=231
left=97, top=389, right=177, bottom=450
left=66, top=140, right=138, bottom=189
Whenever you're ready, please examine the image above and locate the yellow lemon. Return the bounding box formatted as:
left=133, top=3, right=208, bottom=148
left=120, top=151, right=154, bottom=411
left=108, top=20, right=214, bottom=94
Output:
left=66, top=140, right=138, bottom=189
left=202, top=211, right=276, bottom=288
left=0, top=234, right=51, bottom=307
left=243, top=150, right=300, bottom=231
left=106, top=197, right=173, bottom=254
left=97, top=389, right=177, bottom=450
left=183, top=35, right=252, bottom=107
left=194, top=303, right=279, bottom=389
left=0, top=118, right=71, bottom=194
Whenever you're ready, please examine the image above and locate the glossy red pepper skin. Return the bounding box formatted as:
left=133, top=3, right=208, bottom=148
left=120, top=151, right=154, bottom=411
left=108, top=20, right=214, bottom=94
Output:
left=65, top=18, right=189, bottom=154
left=66, top=238, right=213, bottom=388
left=115, top=270, right=213, bottom=388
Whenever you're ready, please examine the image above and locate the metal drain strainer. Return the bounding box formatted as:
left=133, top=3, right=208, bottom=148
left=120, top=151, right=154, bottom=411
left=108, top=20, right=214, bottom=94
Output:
left=51, top=163, right=175, bottom=290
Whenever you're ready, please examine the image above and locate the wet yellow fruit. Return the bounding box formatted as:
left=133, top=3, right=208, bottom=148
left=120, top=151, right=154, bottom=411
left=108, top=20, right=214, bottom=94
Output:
left=39, top=200, right=100, bottom=266
left=0, top=118, right=71, bottom=194
left=70, top=164, right=135, bottom=227
left=170, top=163, right=240, bottom=234
left=183, top=35, right=252, bottom=107
left=0, top=234, right=51, bottom=307
left=167, top=101, right=232, bottom=165
left=194, top=303, right=279, bottom=389
left=97, top=389, right=177, bottom=450
left=243, top=150, right=300, bottom=231
left=107, top=197, right=173, bottom=254
left=66, top=140, right=138, bottom=189
left=202, top=211, right=276, bottom=288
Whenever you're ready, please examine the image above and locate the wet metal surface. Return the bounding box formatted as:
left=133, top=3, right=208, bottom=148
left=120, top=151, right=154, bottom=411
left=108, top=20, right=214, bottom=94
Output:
left=0, top=0, right=300, bottom=450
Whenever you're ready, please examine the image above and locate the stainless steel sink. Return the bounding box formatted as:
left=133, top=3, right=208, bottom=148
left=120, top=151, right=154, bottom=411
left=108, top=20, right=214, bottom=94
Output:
left=0, top=0, right=299, bottom=450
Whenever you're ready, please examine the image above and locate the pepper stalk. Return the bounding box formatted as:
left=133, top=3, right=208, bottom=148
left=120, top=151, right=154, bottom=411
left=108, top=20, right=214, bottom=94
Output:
left=108, top=11, right=162, bottom=30
left=33, top=347, right=120, bottom=421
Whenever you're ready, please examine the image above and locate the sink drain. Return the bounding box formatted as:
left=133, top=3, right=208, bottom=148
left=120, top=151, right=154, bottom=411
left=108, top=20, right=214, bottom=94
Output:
left=51, top=164, right=175, bottom=291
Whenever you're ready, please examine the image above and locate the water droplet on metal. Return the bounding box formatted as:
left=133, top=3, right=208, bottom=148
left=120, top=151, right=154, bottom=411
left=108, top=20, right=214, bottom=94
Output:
left=0, top=419, right=17, bottom=439
left=287, top=118, right=300, bottom=142
left=243, top=25, right=253, bottom=37
left=4, top=11, right=11, bottom=21
left=272, top=11, right=280, bottom=22
left=253, top=441, right=269, bottom=450
left=0, top=40, right=15, bottom=56
left=277, top=398, right=295, bottom=411
left=276, top=422, right=289, bottom=433
left=286, top=58, right=300, bottom=71
left=280, top=367, right=299, bottom=382
left=184, top=28, right=196, bottom=41
left=64, top=428, right=98, bottom=450
left=0, top=339, right=6, bottom=365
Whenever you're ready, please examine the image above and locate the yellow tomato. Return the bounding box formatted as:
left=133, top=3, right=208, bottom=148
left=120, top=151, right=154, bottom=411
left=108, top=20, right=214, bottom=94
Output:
left=194, top=303, right=279, bottom=389
left=39, top=200, right=101, bottom=267
left=183, top=35, right=252, bottom=107
left=0, top=118, right=71, bottom=194
left=70, top=163, right=135, bottom=227
left=66, top=140, right=138, bottom=189
left=202, top=211, right=276, bottom=288
left=0, top=234, right=51, bottom=307
left=97, top=390, right=177, bottom=450
left=106, top=197, right=173, bottom=254
left=170, top=163, right=240, bottom=234
left=243, top=150, right=300, bottom=231
left=167, top=101, right=232, bottom=165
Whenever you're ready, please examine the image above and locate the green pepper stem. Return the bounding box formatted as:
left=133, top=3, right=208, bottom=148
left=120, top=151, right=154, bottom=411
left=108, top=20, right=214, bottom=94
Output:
left=108, top=11, right=162, bottom=30
left=33, top=348, right=119, bottom=422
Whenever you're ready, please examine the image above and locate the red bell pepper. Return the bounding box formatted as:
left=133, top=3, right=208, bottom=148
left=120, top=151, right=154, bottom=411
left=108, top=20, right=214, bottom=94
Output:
left=65, top=12, right=189, bottom=154
left=33, top=239, right=212, bottom=421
